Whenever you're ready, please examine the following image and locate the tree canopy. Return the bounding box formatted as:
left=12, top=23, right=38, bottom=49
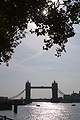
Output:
left=0, top=0, right=80, bottom=65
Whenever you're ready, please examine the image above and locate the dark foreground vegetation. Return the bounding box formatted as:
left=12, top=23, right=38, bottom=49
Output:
left=0, top=0, right=80, bottom=65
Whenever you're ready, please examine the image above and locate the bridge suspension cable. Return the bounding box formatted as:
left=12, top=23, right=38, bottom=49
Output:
left=9, top=87, right=64, bottom=99
left=9, top=89, right=25, bottom=99
left=58, top=89, right=65, bottom=96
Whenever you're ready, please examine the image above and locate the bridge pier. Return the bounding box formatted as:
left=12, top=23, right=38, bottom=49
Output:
left=14, top=104, right=17, bottom=114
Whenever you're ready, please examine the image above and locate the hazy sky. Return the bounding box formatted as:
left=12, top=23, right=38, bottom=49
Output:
left=0, top=23, right=80, bottom=99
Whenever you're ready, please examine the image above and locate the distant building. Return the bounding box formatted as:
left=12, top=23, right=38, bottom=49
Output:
left=63, top=91, right=80, bottom=102
left=0, top=97, right=8, bottom=102
left=0, top=97, right=12, bottom=110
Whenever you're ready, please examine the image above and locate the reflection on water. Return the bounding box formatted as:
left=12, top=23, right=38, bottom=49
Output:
left=0, top=103, right=80, bottom=120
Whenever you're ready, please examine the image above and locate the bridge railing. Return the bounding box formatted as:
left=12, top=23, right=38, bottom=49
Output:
left=0, top=115, right=14, bottom=120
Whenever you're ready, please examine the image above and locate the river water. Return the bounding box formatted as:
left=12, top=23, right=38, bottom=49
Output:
left=0, top=102, right=80, bottom=120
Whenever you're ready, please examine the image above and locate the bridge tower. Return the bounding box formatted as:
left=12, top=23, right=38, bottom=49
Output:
left=52, top=81, right=58, bottom=102
left=25, top=81, right=31, bottom=103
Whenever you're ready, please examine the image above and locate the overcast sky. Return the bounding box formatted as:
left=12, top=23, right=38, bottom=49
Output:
left=0, top=23, right=80, bottom=99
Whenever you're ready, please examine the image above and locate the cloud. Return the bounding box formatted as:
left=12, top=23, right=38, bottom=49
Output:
left=11, top=49, right=44, bottom=68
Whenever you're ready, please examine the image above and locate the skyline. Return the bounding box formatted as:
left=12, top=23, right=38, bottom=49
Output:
left=0, top=24, right=80, bottom=99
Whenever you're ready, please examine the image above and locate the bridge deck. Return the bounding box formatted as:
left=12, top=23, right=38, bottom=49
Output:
left=31, top=99, right=52, bottom=102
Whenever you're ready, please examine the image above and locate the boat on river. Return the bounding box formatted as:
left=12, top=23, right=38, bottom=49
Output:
left=36, top=104, right=40, bottom=107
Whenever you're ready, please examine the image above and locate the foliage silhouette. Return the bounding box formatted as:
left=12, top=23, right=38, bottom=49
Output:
left=0, top=0, right=80, bottom=65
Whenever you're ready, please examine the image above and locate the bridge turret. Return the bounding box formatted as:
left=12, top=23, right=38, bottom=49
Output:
left=25, top=81, right=31, bottom=103
left=52, top=81, right=58, bottom=102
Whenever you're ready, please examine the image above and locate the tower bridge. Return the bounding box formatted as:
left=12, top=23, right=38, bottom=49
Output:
left=9, top=81, right=64, bottom=103
left=25, top=81, right=58, bottom=103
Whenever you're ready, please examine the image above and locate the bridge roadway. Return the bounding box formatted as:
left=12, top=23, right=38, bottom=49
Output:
left=31, top=86, right=52, bottom=89
left=11, top=98, right=59, bottom=105
left=11, top=98, right=52, bottom=105
left=31, top=99, right=52, bottom=102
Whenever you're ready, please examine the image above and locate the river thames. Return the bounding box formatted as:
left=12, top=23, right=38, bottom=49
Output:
left=0, top=102, right=80, bottom=120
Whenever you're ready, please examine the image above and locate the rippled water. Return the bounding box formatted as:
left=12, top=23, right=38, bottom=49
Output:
left=0, top=103, right=80, bottom=120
